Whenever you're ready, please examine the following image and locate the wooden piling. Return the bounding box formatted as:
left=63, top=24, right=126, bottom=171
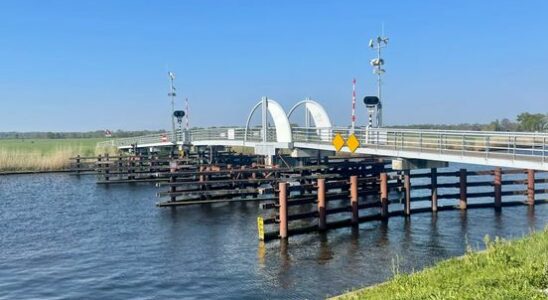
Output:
left=431, top=168, right=437, bottom=212
left=404, top=170, right=411, bottom=216
left=279, top=182, right=288, bottom=239
left=527, top=169, right=535, bottom=206
left=317, top=178, right=326, bottom=231
left=350, top=175, right=358, bottom=225
left=170, top=171, right=177, bottom=202
left=76, top=155, right=81, bottom=174
left=380, top=173, right=388, bottom=218
left=494, top=167, right=502, bottom=211
left=104, top=153, right=110, bottom=181
left=459, top=168, right=467, bottom=210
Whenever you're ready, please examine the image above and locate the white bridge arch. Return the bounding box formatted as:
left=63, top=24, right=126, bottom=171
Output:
left=287, top=98, right=332, bottom=142
left=244, top=97, right=293, bottom=143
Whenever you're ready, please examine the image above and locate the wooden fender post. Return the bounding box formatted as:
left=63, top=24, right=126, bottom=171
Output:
left=104, top=153, right=110, bottom=181
left=170, top=168, right=177, bottom=202
left=350, top=175, right=359, bottom=225
left=459, top=168, right=467, bottom=210
left=279, top=182, right=288, bottom=239
left=431, top=168, right=437, bottom=212
left=404, top=170, right=411, bottom=216
left=317, top=178, right=326, bottom=231
left=527, top=169, right=535, bottom=206
left=380, top=173, right=388, bottom=218
left=76, top=154, right=81, bottom=174
left=494, top=167, right=502, bottom=211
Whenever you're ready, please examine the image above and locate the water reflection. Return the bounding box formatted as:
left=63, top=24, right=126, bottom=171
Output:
left=317, top=233, right=334, bottom=265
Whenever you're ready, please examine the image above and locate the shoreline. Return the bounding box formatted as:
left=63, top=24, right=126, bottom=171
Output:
left=330, top=228, right=548, bottom=299
left=0, top=169, right=78, bottom=176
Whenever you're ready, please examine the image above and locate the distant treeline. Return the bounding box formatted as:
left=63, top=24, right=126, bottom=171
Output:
left=0, top=130, right=166, bottom=139
left=1, top=112, right=546, bottom=139
left=390, top=112, right=548, bottom=132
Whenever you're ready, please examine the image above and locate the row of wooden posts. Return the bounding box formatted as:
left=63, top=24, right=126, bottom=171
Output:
left=263, top=168, right=545, bottom=241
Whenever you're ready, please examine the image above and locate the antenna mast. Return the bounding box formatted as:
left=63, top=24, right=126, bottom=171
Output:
left=168, top=72, right=177, bottom=140
left=369, top=29, right=388, bottom=127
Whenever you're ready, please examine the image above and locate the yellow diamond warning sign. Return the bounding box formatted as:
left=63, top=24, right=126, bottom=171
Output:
left=347, top=133, right=360, bottom=153
left=332, top=133, right=345, bottom=152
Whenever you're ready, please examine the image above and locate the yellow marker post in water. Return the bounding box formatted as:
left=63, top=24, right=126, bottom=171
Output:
left=257, top=216, right=265, bottom=240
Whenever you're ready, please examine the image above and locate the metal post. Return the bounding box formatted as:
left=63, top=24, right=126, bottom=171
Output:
left=494, top=167, right=502, bottom=211
left=404, top=170, right=411, bottom=216
left=431, top=168, right=437, bottom=212
left=380, top=173, right=388, bottom=218
left=279, top=182, right=288, bottom=239
left=350, top=175, right=358, bottom=225
left=459, top=168, right=467, bottom=210
left=262, top=97, right=268, bottom=143
left=527, top=169, right=535, bottom=206
left=317, top=178, right=326, bottom=231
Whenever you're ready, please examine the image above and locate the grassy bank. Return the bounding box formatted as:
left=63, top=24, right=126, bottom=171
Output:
left=0, top=138, right=113, bottom=172
left=334, top=228, right=548, bottom=300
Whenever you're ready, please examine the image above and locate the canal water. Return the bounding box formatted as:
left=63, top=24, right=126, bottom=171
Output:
left=0, top=167, right=546, bottom=299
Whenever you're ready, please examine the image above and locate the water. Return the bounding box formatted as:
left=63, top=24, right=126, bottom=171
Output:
left=0, top=170, right=546, bottom=299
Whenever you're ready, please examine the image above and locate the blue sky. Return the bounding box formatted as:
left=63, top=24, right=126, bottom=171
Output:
left=0, top=0, right=547, bottom=131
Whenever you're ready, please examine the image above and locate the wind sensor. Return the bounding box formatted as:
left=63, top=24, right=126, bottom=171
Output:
left=367, top=30, right=388, bottom=127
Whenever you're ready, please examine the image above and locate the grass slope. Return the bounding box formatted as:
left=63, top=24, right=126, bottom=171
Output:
left=335, top=228, right=548, bottom=300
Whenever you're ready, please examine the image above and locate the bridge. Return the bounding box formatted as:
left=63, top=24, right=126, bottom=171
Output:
left=98, top=97, right=548, bottom=171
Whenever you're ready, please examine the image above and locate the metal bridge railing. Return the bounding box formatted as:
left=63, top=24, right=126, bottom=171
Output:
left=291, top=127, right=548, bottom=163
left=98, top=126, right=547, bottom=164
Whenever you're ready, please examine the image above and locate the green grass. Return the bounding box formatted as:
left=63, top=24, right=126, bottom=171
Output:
left=334, top=228, right=548, bottom=300
left=0, top=138, right=112, bottom=171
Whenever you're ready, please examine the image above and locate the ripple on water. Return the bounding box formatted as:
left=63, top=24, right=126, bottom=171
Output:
left=0, top=172, right=546, bottom=299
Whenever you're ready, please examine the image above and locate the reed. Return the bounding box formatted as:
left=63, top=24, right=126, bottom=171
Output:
left=0, top=138, right=117, bottom=172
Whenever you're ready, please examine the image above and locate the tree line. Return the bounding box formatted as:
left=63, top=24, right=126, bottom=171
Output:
left=391, top=112, right=547, bottom=132
left=1, top=112, right=546, bottom=139
left=0, top=129, right=166, bottom=139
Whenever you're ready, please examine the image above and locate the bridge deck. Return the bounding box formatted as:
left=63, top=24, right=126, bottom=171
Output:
left=97, top=127, right=548, bottom=171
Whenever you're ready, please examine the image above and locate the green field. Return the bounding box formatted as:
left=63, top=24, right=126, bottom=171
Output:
left=333, top=228, right=548, bottom=300
left=0, top=138, right=110, bottom=171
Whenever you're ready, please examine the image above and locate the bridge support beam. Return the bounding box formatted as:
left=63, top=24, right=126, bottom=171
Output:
left=494, top=168, right=502, bottom=211
left=278, top=182, right=288, bottom=239
left=527, top=169, right=535, bottom=206
left=350, top=175, right=359, bottom=225
left=431, top=168, right=438, bottom=212
left=459, top=168, right=467, bottom=210
left=317, top=178, right=326, bottom=231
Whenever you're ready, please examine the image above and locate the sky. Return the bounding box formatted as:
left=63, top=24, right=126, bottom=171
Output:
left=0, top=0, right=547, bottom=132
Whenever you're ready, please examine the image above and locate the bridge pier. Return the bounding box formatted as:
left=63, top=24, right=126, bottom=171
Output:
left=494, top=168, right=502, bottom=211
